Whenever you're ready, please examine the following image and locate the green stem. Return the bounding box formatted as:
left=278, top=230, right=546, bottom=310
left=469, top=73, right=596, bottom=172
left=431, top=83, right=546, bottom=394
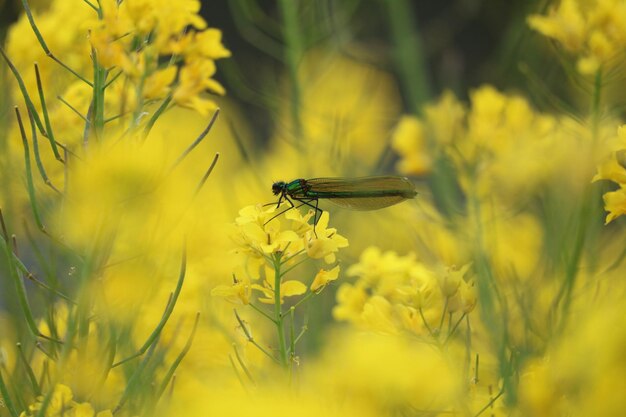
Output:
left=249, top=302, right=277, bottom=323
left=91, top=48, right=107, bottom=140
left=556, top=69, right=603, bottom=330
left=34, top=64, right=62, bottom=161
left=27, top=107, right=61, bottom=194
left=384, top=0, right=431, bottom=114
left=112, top=247, right=187, bottom=367
left=278, top=0, right=304, bottom=142
left=15, top=107, right=46, bottom=231
left=0, top=367, right=19, bottom=417
left=155, top=313, right=200, bottom=400
left=20, top=0, right=93, bottom=86
left=273, top=254, right=288, bottom=367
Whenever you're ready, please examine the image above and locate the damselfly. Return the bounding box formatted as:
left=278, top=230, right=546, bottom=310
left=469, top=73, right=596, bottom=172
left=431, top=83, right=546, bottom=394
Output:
left=269, top=176, right=417, bottom=233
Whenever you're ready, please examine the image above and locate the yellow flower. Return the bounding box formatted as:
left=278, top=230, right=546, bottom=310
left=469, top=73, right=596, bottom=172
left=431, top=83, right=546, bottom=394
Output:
left=305, top=212, right=349, bottom=263
left=447, top=279, right=477, bottom=314
left=528, top=0, right=626, bottom=75
left=338, top=246, right=470, bottom=336
left=211, top=275, right=252, bottom=305
left=360, top=296, right=398, bottom=334
left=310, top=265, right=341, bottom=293
left=333, top=283, right=368, bottom=322
left=439, top=263, right=471, bottom=297
left=601, top=187, right=626, bottom=223
left=86, top=0, right=230, bottom=114
left=391, top=116, right=432, bottom=175
left=173, top=59, right=226, bottom=116
left=143, top=66, right=178, bottom=100
left=252, top=272, right=307, bottom=305
left=233, top=204, right=303, bottom=258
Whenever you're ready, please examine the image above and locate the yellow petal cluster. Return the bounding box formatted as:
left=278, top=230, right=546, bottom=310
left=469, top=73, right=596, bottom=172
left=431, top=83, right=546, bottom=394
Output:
left=86, top=0, right=230, bottom=115
left=528, top=0, right=626, bottom=74
left=334, top=246, right=474, bottom=336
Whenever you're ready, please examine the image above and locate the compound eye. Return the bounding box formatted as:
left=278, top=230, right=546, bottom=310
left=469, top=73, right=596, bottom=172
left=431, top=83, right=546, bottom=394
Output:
left=272, top=182, right=283, bottom=195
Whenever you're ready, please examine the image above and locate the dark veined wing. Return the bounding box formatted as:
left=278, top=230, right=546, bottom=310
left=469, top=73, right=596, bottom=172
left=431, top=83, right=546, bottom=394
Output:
left=304, top=176, right=417, bottom=211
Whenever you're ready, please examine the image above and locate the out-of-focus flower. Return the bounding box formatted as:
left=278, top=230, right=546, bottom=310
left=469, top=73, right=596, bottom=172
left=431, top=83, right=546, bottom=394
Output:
left=276, top=50, right=401, bottom=174
left=333, top=283, right=368, bottom=322
left=20, top=384, right=112, bottom=417
left=528, top=0, right=626, bottom=74
left=518, top=303, right=626, bottom=416
left=391, top=116, right=432, bottom=175
left=336, top=246, right=474, bottom=337
left=308, top=330, right=459, bottom=414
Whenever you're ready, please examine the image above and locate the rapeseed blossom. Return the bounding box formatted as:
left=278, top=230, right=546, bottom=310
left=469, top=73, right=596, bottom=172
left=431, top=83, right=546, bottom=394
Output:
left=335, top=246, right=474, bottom=338
left=528, top=0, right=626, bottom=74
left=3, top=0, right=626, bottom=416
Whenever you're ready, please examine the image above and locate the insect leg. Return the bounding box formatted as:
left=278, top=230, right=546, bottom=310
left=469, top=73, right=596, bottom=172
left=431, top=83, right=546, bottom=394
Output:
left=263, top=196, right=297, bottom=226
left=293, top=197, right=322, bottom=238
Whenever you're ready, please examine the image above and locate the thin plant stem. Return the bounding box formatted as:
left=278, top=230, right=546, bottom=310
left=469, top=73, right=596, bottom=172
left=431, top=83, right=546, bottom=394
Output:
left=143, top=94, right=173, bottom=138
left=155, top=313, right=200, bottom=399
left=249, top=302, right=276, bottom=323
left=278, top=0, right=304, bottom=142
left=473, top=387, right=504, bottom=417
left=193, top=153, right=220, bottom=196
left=0, top=367, right=19, bottom=417
left=16, top=343, right=41, bottom=396
left=273, top=253, right=289, bottom=367
left=418, top=306, right=435, bottom=337
left=384, top=0, right=431, bottom=114
left=34, top=64, right=62, bottom=161
left=57, top=95, right=89, bottom=122
left=170, top=108, right=220, bottom=170
left=0, top=45, right=46, bottom=134
left=437, top=297, right=449, bottom=334
left=20, top=0, right=93, bottom=85
left=444, top=313, right=467, bottom=345
left=234, top=309, right=278, bottom=362
left=27, top=108, right=61, bottom=194
left=25, top=273, right=75, bottom=304
left=228, top=354, right=249, bottom=390
left=289, top=290, right=314, bottom=312
left=112, top=246, right=187, bottom=367
left=15, top=107, right=46, bottom=230
left=231, top=343, right=256, bottom=386
left=113, top=335, right=160, bottom=414
left=90, top=46, right=107, bottom=139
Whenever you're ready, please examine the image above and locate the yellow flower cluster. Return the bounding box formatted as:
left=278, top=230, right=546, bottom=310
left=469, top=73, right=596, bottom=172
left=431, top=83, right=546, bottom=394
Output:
left=528, top=0, right=626, bottom=74
left=88, top=0, right=231, bottom=115
left=392, top=86, right=563, bottom=202
left=334, top=246, right=475, bottom=338
left=213, top=204, right=348, bottom=305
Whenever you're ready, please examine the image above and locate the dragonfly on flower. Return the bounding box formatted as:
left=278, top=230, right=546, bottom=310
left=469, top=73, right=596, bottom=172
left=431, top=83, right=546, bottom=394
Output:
left=267, top=176, right=417, bottom=234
